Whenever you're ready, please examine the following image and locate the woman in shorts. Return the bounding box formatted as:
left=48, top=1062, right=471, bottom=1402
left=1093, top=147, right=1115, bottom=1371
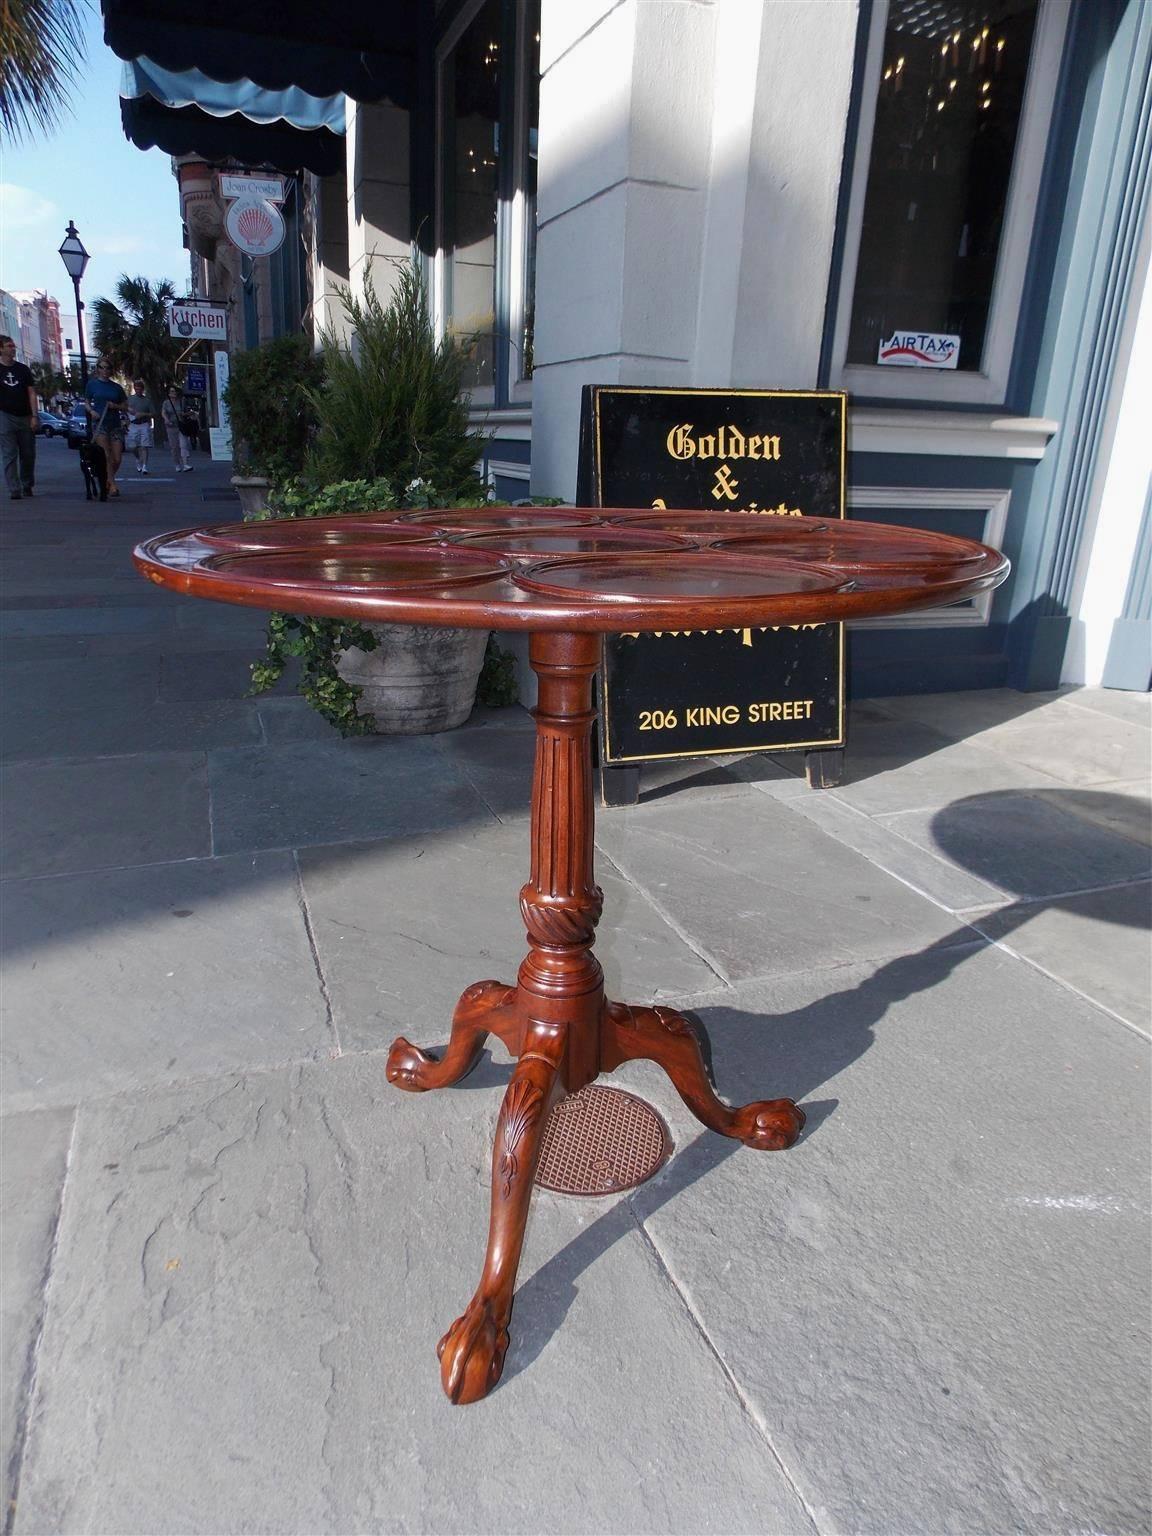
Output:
left=84, top=360, right=128, bottom=497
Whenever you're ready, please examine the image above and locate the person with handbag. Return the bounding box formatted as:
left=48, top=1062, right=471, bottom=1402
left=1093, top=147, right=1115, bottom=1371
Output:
left=161, top=386, right=194, bottom=472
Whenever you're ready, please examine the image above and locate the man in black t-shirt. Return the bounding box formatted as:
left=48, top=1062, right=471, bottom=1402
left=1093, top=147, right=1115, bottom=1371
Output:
left=0, top=335, right=39, bottom=500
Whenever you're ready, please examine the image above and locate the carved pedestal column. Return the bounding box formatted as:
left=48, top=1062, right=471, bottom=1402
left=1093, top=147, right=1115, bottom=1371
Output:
left=516, top=631, right=605, bottom=1091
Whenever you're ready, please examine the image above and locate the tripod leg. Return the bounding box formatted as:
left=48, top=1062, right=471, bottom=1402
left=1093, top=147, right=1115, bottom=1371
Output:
left=602, top=1001, right=805, bottom=1149
left=437, top=1023, right=565, bottom=1404
left=386, top=980, right=521, bottom=1093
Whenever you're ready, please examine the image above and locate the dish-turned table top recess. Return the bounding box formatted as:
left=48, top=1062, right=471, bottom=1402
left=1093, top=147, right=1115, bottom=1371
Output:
left=134, top=505, right=1009, bottom=631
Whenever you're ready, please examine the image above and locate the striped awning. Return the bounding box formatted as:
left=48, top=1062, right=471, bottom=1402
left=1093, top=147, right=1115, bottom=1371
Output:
left=119, top=58, right=346, bottom=174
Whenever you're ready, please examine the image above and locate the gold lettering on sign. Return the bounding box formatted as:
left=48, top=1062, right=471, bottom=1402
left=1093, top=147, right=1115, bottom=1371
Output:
left=712, top=465, right=740, bottom=501
left=665, top=424, right=783, bottom=462
left=748, top=699, right=815, bottom=722
left=620, top=623, right=826, bottom=646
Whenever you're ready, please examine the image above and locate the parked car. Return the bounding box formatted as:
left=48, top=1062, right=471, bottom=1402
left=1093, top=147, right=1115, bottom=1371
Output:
left=38, top=410, right=67, bottom=437
left=66, top=402, right=90, bottom=448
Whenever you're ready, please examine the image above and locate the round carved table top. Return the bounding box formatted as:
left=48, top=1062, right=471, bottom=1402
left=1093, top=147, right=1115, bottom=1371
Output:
left=134, top=507, right=1010, bottom=632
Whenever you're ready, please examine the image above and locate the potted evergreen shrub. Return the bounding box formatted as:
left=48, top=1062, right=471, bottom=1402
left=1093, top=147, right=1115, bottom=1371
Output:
left=223, top=334, right=324, bottom=514
left=247, top=259, right=518, bottom=736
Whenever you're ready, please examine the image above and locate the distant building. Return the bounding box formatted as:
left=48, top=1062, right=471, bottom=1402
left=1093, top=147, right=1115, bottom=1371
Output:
left=9, top=291, right=66, bottom=372
left=0, top=290, right=22, bottom=354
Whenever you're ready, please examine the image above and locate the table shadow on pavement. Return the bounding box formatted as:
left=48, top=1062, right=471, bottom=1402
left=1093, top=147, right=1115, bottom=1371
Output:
left=494, top=787, right=1149, bottom=1384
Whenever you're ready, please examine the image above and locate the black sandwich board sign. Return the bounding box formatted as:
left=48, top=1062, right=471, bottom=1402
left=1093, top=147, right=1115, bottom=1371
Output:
left=576, top=386, right=847, bottom=798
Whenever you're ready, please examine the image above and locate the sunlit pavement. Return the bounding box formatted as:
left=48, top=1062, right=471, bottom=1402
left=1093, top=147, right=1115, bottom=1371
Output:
left=2, top=441, right=1149, bottom=1535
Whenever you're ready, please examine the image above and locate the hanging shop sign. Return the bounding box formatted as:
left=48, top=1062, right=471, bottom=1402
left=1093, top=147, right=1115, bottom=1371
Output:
left=220, top=173, right=287, bottom=258
left=877, top=330, right=960, bottom=368
left=577, top=386, right=847, bottom=764
left=182, top=364, right=208, bottom=395
left=167, top=300, right=228, bottom=341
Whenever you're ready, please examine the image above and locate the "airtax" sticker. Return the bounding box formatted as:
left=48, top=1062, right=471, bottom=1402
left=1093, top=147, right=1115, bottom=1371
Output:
left=877, top=331, right=960, bottom=369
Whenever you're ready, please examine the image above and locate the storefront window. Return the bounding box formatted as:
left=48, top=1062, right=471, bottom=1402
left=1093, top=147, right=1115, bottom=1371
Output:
left=847, top=0, right=1039, bottom=371
left=441, top=0, right=502, bottom=390
left=438, top=0, right=539, bottom=403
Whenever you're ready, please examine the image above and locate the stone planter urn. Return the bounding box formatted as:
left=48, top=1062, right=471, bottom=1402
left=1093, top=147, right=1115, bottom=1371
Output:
left=230, top=474, right=271, bottom=517
left=337, top=624, right=488, bottom=734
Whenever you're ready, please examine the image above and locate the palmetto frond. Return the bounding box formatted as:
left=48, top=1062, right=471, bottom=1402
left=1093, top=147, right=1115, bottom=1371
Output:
left=91, top=275, right=183, bottom=404
left=0, top=0, right=86, bottom=144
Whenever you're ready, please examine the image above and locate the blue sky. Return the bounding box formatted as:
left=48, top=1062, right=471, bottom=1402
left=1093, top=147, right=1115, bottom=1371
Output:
left=0, top=4, right=189, bottom=324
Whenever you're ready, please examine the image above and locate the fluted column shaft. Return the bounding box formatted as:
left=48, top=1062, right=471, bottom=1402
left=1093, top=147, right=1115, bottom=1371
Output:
left=517, top=632, right=604, bottom=1091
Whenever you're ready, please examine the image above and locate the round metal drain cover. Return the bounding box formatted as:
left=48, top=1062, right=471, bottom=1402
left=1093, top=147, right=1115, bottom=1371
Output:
left=535, top=1084, right=670, bottom=1196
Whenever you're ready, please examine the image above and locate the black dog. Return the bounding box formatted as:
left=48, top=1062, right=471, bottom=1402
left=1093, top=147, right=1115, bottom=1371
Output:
left=77, top=437, right=108, bottom=501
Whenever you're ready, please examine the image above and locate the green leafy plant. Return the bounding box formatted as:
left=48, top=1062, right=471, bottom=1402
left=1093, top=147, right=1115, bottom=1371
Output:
left=476, top=636, right=520, bottom=707
left=224, top=333, right=325, bottom=483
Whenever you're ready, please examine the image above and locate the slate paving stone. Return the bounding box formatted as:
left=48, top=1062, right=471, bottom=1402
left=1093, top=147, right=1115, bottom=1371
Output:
left=0, top=752, right=210, bottom=878
left=975, top=707, right=1151, bottom=788
left=1063, top=685, right=1152, bottom=727
left=594, top=793, right=975, bottom=982
left=159, top=649, right=292, bottom=703
left=873, top=687, right=1075, bottom=738
left=635, top=944, right=1152, bottom=1536
left=0, top=606, right=174, bottom=637
left=208, top=736, right=496, bottom=855
left=1, top=853, right=331, bottom=1113
left=297, top=822, right=721, bottom=1054
left=0, top=696, right=263, bottom=763
left=827, top=719, right=1069, bottom=815
left=1032, top=777, right=1152, bottom=846
left=430, top=713, right=537, bottom=817
left=256, top=695, right=341, bottom=742
left=0, top=636, right=89, bottom=663
left=880, top=790, right=1152, bottom=901
left=1, top=1107, right=73, bottom=1521
left=969, top=880, right=1152, bottom=1032
left=0, top=655, right=159, bottom=715
left=785, top=787, right=1005, bottom=912
left=12, top=1053, right=815, bottom=1536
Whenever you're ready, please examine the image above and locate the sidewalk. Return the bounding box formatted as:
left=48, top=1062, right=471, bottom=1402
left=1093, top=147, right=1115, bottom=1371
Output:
left=2, top=441, right=1149, bottom=1535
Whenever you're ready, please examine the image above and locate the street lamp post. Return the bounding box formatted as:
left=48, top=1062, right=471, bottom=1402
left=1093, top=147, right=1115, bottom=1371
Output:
left=57, top=221, right=90, bottom=390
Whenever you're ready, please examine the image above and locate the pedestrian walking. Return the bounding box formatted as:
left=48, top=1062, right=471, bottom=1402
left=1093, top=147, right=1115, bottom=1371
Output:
left=0, top=334, right=39, bottom=501
left=84, top=360, right=128, bottom=498
left=161, top=386, right=193, bottom=472
left=126, top=380, right=155, bottom=475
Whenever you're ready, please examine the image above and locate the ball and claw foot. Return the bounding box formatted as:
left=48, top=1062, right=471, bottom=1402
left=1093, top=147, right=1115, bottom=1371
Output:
left=437, top=1299, right=510, bottom=1405
left=732, top=1098, right=806, bottom=1150
left=385, top=1038, right=435, bottom=1092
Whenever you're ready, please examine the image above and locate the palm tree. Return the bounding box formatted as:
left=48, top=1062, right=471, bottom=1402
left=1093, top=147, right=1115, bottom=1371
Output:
left=92, top=276, right=183, bottom=408
left=0, top=0, right=86, bottom=143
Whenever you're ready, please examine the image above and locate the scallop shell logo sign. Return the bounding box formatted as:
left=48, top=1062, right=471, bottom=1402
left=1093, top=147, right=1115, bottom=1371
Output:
left=219, top=174, right=287, bottom=258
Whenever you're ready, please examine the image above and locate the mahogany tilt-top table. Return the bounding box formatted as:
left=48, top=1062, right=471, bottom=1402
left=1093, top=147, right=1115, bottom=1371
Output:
left=135, top=505, right=1009, bottom=1405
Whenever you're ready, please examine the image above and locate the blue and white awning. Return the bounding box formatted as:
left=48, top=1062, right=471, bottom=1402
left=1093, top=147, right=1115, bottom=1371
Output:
left=119, top=57, right=346, bottom=175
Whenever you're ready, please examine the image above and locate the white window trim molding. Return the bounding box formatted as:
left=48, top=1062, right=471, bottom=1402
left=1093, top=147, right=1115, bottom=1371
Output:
left=848, top=407, right=1058, bottom=459
left=848, top=484, right=1011, bottom=627
left=469, top=405, right=533, bottom=440
left=830, top=0, right=1071, bottom=406
left=485, top=457, right=532, bottom=489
